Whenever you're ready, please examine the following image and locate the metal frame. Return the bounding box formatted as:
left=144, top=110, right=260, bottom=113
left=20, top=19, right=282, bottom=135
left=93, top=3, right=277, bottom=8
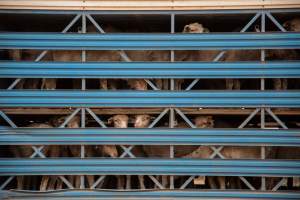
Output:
left=1, top=61, right=300, bottom=78
left=1, top=128, right=300, bottom=146
left=1, top=90, right=299, bottom=108
left=1, top=159, right=300, bottom=177
left=1, top=32, right=299, bottom=50
left=1, top=190, right=300, bottom=200
left=0, top=8, right=299, bottom=197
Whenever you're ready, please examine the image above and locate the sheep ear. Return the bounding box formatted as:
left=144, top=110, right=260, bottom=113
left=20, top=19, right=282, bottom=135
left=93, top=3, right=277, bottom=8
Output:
left=50, top=117, right=62, bottom=127
left=107, top=117, right=113, bottom=124
left=254, top=25, right=261, bottom=32
left=283, top=21, right=290, bottom=28
left=150, top=116, right=156, bottom=120
left=207, top=116, right=213, bottom=120
left=203, top=28, right=210, bottom=33
left=183, top=25, right=189, bottom=32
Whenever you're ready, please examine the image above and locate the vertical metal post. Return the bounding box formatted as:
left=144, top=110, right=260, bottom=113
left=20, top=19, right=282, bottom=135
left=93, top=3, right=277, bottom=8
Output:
left=169, top=108, right=175, bottom=189
left=171, top=13, right=175, bottom=63
left=81, top=13, right=87, bottom=91
left=169, top=13, right=175, bottom=190
left=260, top=11, right=266, bottom=191
left=80, top=13, right=87, bottom=189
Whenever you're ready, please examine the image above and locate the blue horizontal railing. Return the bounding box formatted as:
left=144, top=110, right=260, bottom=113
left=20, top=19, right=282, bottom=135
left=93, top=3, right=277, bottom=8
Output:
left=0, top=90, right=299, bottom=108
left=1, top=190, right=300, bottom=200
left=1, top=158, right=300, bottom=176
left=0, top=32, right=300, bottom=50
left=1, top=61, right=300, bottom=78
left=1, top=128, right=300, bottom=146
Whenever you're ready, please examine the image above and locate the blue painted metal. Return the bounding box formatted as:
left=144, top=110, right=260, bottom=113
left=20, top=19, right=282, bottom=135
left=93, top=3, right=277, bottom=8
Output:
left=1, top=33, right=300, bottom=50
left=1, top=158, right=300, bottom=176
left=1, top=190, right=300, bottom=200
left=1, top=90, right=299, bottom=108
left=1, top=128, right=300, bottom=146
left=1, top=61, right=300, bottom=78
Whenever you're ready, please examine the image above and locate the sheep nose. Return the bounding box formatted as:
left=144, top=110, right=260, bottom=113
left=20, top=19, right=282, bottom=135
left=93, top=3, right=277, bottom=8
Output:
left=283, top=22, right=290, bottom=29
left=111, top=152, right=118, bottom=158
left=184, top=26, right=190, bottom=32
left=254, top=25, right=260, bottom=32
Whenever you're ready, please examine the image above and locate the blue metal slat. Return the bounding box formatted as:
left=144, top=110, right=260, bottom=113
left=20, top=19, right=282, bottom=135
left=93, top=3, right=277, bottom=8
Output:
left=1, top=61, right=300, bottom=78
left=1, top=32, right=299, bottom=50
left=0, top=90, right=299, bottom=108
left=1, top=158, right=300, bottom=176
left=1, top=190, right=300, bottom=200
left=1, top=128, right=300, bottom=146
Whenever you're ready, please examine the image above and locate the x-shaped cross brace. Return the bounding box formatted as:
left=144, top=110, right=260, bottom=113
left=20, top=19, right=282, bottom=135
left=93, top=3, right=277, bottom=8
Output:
left=0, top=110, right=74, bottom=190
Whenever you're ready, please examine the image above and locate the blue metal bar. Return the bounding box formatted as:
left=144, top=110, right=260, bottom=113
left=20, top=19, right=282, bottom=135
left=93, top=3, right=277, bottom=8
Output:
left=1, top=61, right=300, bottom=78
left=1, top=33, right=299, bottom=50
left=1, top=158, right=299, bottom=176
left=1, top=90, right=299, bottom=108
left=1, top=190, right=300, bottom=200
left=1, top=128, right=299, bottom=146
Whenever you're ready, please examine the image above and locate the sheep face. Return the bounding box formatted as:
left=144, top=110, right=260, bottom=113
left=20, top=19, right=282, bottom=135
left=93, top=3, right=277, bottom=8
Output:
left=284, top=18, right=300, bottom=32
left=108, top=115, right=129, bottom=128
left=102, top=145, right=118, bottom=158
left=134, top=114, right=151, bottom=128
left=194, top=116, right=214, bottom=128
left=183, top=23, right=210, bottom=33
left=128, top=79, right=147, bottom=90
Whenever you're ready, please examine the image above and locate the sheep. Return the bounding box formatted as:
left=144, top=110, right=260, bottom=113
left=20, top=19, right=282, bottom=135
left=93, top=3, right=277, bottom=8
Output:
left=107, top=115, right=130, bottom=189
left=46, top=116, right=118, bottom=188
left=179, top=23, right=222, bottom=90
left=184, top=116, right=261, bottom=189
left=223, top=26, right=262, bottom=90
left=266, top=120, right=300, bottom=189
left=53, top=25, right=123, bottom=90
left=8, top=49, right=54, bottom=90
left=127, top=79, right=148, bottom=90
left=283, top=18, right=300, bottom=32
left=131, top=114, right=155, bottom=189
left=39, top=115, right=118, bottom=190
left=134, top=114, right=200, bottom=188
left=266, top=49, right=298, bottom=90
left=265, top=18, right=300, bottom=90
left=41, top=78, right=56, bottom=90
left=11, top=123, right=53, bottom=190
